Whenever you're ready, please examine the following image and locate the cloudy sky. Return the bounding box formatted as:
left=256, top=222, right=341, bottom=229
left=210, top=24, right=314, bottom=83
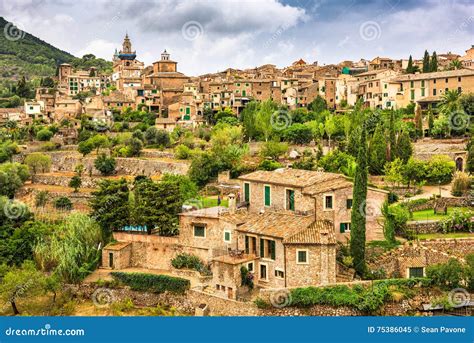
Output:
left=1, top=0, right=473, bottom=76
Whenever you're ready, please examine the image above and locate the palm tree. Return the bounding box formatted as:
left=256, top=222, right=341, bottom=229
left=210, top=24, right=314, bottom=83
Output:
left=439, top=89, right=461, bottom=115
left=448, top=60, right=463, bottom=70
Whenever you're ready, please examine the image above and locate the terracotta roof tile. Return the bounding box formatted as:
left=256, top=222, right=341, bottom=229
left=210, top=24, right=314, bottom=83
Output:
left=284, top=220, right=336, bottom=245
left=238, top=168, right=344, bottom=188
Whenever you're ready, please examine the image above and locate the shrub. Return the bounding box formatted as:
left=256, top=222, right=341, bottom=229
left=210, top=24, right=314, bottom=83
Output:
left=54, top=196, right=73, bottom=210
left=466, top=254, right=474, bottom=292
left=387, top=192, right=399, bottom=204
left=94, top=154, right=116, bottom=176
left=281, top=124, right=313, bottom=144
left=258, top=159, right=282, bottom=171
left=240, top=266, right=254, bottom=289
left=426, top=258, right=464, bottom=289
left=174, top=144, right=193, bottom=159
left=260, top=141, right=288, bottom=160
left=451, top=171, right=471, bottom=196
left=254, top=297, right=271, bottom=309
left=41, top=142, right=61, bottom=151
left=439, top=210, right=473, bottom=233
left=36, top=128, right=53, bottom=141
left=426, top=155, right=455, bottom=184
left=171, top=253, right=211, bottom=275
left=110, top=272, right=190, bottom=294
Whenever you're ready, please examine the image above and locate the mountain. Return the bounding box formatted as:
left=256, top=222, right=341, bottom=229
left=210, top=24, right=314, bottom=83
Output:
left=0, top=17, right=112, bottom=83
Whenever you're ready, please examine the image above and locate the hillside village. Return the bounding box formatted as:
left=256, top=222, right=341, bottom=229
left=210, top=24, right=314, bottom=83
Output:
left=1, top=20, right=474, bottom=317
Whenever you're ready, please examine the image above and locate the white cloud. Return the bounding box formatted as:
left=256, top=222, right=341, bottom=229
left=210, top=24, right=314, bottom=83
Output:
left=75, top=39, right=118, bottom=60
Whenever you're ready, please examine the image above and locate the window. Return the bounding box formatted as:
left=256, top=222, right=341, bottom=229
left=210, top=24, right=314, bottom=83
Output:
left=286, top=189, right=295, bottom=211
left=410, top=81, right=414, bottom=88
left=260, top=238, right=275, bottom=260
left=260, top=263, right=268, bottom=280
left=384, top=84, right=387, bottom=89
left=433, top=79, right=436, bottom=84
left=296, top=250, right=308, bottom=264
left=245, top=235, right=257, bottom=255
left=458, top=77, right=462, bottom=82
left=421, top=80, right=425, bottom=87
left=193, top=225, right=205, bottom=238
left=433, top=89, right=437, bottom=96
left=346, top=199, right=353, bottom=209
left=410, top=90, right=415, bottom=100
left=224, top=230, right=231, bottom=243
left=445, top=78, right=448, bottom=83
left=409, top=267, right=424, bottom=278
left=340, top=222, right=351, bottom=233
left=244, top=182, right=250, bottom=203
left=264, top=185, right=271, bottom=206
left=445, top=88, right=449, bottom=93
left=324, top=195, right=333, bottom=210
left=275, top=269, right=285, bottom=279
left=247, top=262, right=254, bottom=272
left=458, top=87, right=462, bottom=94
left=421, top=88, right=425, bottom=97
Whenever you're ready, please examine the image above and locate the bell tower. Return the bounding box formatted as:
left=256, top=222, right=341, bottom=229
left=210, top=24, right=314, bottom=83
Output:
left=122, top=33, right=132, bottom=54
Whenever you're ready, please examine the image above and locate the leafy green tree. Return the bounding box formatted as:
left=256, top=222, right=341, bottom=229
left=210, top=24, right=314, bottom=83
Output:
left=394, top=131, right=413, bottom=163
left=189, top=152, right=221, bottom=187
left=368, top=125, right=387, bottom=175
left=24, top=152, right=52, bottom=174
left=34, top=213, right=104, bottom=283
left=430, top=51, right=438, bottom=72
left=260, top=141, right=288, bottom=160
left=160, top=174, right=198, bottom=202
left=0, top=261, right=46, bottom=315
left=459, top=93, right=474, bottom=116
left=350, top=124, right=368, bottom=276
left=308, top=95, right=327, bottom=113
left=255, top=100, right=278, bottom=141
left=426, top=155, right=455, bottom=184
left=324, top=114, right=338, bottom=149
left=94, top=153, right=116, bottom=176
left=0, top=140, right=19, bottom=163
left=0, top=163, right=30, bottom=198
left=281, top=124, right=313, bottom=144
left=16, top=76, right=30, bottom=98
left=78, top=140, right=93, bottom=156
left=439, top=89, right=461, bottom=115
left=318, top=149, right=356, bottom=176
left=401, top=158, right=427, bottom=190
left=90, top=179, right=130, bottom=239
left=384, top=158, right=404, bottom=188
left=422, top=50, right=430, bottom=73
left=69, top=175, right=82, bottom=192
left=36, top=128, right=53, bottom=141
left=241, top=101, right=260, bottom=141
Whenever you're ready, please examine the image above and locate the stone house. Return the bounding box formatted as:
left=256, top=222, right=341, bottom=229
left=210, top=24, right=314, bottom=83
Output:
left=238, top=168, right=388, bottom=241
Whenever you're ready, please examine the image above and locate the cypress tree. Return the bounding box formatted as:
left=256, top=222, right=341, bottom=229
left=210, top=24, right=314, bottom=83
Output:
left=388, top=111, right=396, bottom=161
left=394, top=130, right=413, bottom=163
left=428, top=106, right=434, bottom=136
left=368, top=125, right=387, bottom=175
left=430, top=51, right=438, bottom=72
left=406, top=55, right=414, bottom=73
left=422, top=50, right=430, bottom=73
left=350, top=123, right=368, bottom=276
left=414, top=105, right=423, bottom=139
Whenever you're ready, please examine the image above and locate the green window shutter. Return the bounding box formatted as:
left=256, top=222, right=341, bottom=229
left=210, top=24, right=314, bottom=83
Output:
left=411, top=90, right=415, bottom=100
left=260, top=239, right=265, bottom=257
left=245, top=236, right=249, bottom=254
left=340, top=223, right=345, bottom=233
left=224, top=231, right=230, bottom=241
left=289, top=190, right=295, bottom=211
left=270, top=240, right=276, bottom=260
left=242, top=90, right=246, bottom=96
left=244, top=183, right=250, bottom=202
left=264, top=186, right=271, bottom=206
left=185, top=107, right=190, bottom=114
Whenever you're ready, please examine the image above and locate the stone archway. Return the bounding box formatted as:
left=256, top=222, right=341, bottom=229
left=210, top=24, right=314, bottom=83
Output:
left=456, top=157, right=464, bottom=171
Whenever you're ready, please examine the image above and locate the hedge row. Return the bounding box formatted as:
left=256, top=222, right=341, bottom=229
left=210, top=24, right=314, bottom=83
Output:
left=110, top=271, right=190, bottom=294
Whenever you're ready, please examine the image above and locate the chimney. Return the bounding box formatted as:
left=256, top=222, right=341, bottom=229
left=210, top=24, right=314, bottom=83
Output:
left=228, top=193, right=236, bottom=213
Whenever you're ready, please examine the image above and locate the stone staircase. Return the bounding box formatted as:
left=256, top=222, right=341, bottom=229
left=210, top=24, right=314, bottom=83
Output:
left=336, top=262, right=355, bottom=282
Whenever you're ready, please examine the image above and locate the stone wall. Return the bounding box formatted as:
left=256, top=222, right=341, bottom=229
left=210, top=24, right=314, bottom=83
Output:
left=112, top=232, right=181, bottom=270
left=16, top=151, right=189, bottom=176
left=369, top=238, right=474, bottom=277
left=32, top=174, right=100, bottom=188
